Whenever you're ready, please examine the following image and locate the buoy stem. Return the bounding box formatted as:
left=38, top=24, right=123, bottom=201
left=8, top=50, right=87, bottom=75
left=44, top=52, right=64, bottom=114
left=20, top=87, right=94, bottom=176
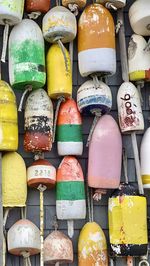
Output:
left=68, top=3, right=79, bottom=15
left=143, top=38, right=150, bottom=52
left=123, top=148, right=128, bottom=184
left=127, top=256, right=134, bottom=266
left=28, top=12, right=41, bottom=19
left=67, top=220, right=74, bottom=238
left=105, top=2, right=117, bottom=10
left=34, top=152, right=44, bottom=161
left=53, top=96, right=65, bottom=142
left=21, top=251, right=31, bottom=266
left=1, top=23, right=9, bottom=63
left=18, top=85, right=32, bottom=112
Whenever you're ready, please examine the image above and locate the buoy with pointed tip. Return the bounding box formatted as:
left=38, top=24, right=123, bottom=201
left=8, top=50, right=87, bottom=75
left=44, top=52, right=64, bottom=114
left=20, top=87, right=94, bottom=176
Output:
left=56, top=98, right=83, bottom=156
left=24, top=89, right=53, bottom=152
left=88, top=115, right=122, bottom=197
left=78, top=3, right=116, bottom=77
left=44, top=230, right=73, bottom=264
left=117, top=82, right=144, bottom=133
left=78, top=222, right=108, bottom=265
left=109, top=183, right=148, bottom=257
left=0, top=80, right=18, bottom=151
left=128, top=34, right=150, bottom=82
left=9, top=19, right=46, bottom=90
left=96, top=0, right=126, bottom=9
left=56, top=156, right=86, bottom=237
left=140, top=128, right=150, bottom=189
left=25, top=0, right=50, bottom=14
left=62, top=0, right=86, bottom=9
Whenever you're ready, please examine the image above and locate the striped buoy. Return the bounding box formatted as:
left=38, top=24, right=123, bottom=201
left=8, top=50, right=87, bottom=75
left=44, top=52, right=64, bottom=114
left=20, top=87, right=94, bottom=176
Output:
left=140, top=128, right=150, bottom=189
left=25, top=0, right=50, bottom=13
left=78, top=222, right=108, bottom=265
left=56, top=98, right=83, bottom=156
left=0, top=80, right=18, bottom=151
left=24, top=89, right=53, bottom=152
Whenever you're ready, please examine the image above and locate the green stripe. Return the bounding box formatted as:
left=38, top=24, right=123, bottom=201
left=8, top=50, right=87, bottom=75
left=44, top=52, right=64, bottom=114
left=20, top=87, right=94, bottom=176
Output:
left=56, top=125, right=82, bottom=142
left=56, top=181, right=85, bottom=200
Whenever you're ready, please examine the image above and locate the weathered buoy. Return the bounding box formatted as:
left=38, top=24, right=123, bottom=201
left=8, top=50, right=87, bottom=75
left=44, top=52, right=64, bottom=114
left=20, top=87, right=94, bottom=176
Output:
left=129, top=0, right=150, bottom=36
left=140, top=127, right=150, bottom=189
left=62, top=0, right=86, bottom=10
left=24, top=89, right=53, bottom=152
left=96, top=0, right=126, bottom=9
left=117, top=82, right=144, bottom=133
left=56, top=98, right=83, bottom=156
left=77, top=79, right=112, bottom=115
left=88, top=115, right=122, bottom=193
left=47, top=44, right=72, bottom=99
left=44, top=230, right=73, bottom=264
left=78, top=222, right=108, bottom=265
left=0, top=80, right=18, bottom=151
left=109, top=183, right=148, bottom=257
left=25, top=0, right=50, bottom=14
left=9, top=19, right=46, bottom=90
left=78, top=3, right=116, bottom=77
left=128, top=34, right=150, bottom=81
left=2, top=152, right=27, bottom=207
left=56, top=156, right=86, bottom=237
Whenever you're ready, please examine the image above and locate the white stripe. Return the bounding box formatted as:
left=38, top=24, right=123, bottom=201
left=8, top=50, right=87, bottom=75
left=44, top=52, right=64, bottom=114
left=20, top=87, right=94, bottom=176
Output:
left=56, top=200, right=86, bottom=220
left=57, top=142, right=83, bottom=156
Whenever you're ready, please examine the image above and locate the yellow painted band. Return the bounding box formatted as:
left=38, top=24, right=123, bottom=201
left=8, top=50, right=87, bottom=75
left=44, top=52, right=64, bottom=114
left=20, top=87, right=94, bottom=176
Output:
left=129, top=71, right=145, bottom=81
left=142, top=175, right=150, bottom=184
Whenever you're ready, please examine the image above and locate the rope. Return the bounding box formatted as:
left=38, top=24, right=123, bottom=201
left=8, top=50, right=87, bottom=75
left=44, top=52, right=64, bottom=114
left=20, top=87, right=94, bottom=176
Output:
left=56, top=0, right=61, bottom=6
left=93, top=189, right=107, bottom=201
left=52, top=215, right=58, bottom=231
left=21, top=251, right=32, bottom=266
left=136, top=81, right=144, bottom=106
left=18, top=85, right=32, bottom=112
left=57, top=39, right=69, bottom=73
left=68, top=3, right=79, bottom=16
left=53, top=96, right=65, bottom=142
left=123, top=148, right=128, bottom=184
left=69, top=41, right=73, bottom=73
left=34, top=152, right=44, bottom=161
left=86, top=174, right=92, bottom=222
left=67, top=220, right=74, bottom=238
left=86, top=114, right=101, bottom=147
left=28, top=12, right=41, bottom=19
left=143, top=38, right=150, bottom=52
left=105, top=2, right=117, bottom=10
left=21, top=207, right=27, bottom=220
left=90, top=188, right=94, bottom=222
left=1, top=23, right=9, bottom=63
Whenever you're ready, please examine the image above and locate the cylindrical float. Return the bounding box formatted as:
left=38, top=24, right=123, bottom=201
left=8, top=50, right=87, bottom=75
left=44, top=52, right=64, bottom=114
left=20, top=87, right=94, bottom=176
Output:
left=117, top=82, right=144, bottom=133
left=47, top=44, right=72, bottom=99
left=78, top=222, right=108, bottom=265
left=44, top=230, right=73, bottom=264
left=88, top=115, right=122, bottom=189
left=0, top=80, right=18, bottom=151
left=77, top=79, right=112, bottom=115
left=24, top=88, right=53, bottom=152
left=109, top=183, right=148, bottom=257
left=62, top=0, right=86, bottom=9
left=129, top=0, right=150, bottom=36
left=140, top=128, right=150, bottom=189
left=25, top=0, right=50, bottom=13
left=96, top=0, right=126, bottom=9
left=56, top=98, right=83, bottom=156
left=9, top=19, right=46, bottom=90
left=128, top=34, right=150, bottom=81
left=2, top=152, right=27, bottom=207
left=78, top=3, right=116, bottom=77
left=0, top=0, right=24, bottom=25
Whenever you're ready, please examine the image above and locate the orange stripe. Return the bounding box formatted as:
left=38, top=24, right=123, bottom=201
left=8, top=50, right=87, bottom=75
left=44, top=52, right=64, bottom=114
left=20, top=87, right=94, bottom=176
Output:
left=57, top=99, right=82, bottom=125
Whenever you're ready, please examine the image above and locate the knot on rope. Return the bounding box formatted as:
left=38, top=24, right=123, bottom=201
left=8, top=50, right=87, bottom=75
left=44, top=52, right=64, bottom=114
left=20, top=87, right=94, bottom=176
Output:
left=21, top=251, right=32, bottom=266
left=37, top=184, right=47, bottom=193
left=34, top=152, right=44, bottom=161
left=93, top=189, right=107, bottom=201
left=116, top=19, right=122, bottom=34
left=105, top=2, right=117, bottom=10
left=68, top=3, right=79, bottom=16
left=18, top=85, right=33, bottom=112
left=28, top=12, right=41, bottom=20
left=52, top=215, right=59, bottom=231
left=53, top=96, right=65, bottom=143
left=1, top=22, right=9, bottom=63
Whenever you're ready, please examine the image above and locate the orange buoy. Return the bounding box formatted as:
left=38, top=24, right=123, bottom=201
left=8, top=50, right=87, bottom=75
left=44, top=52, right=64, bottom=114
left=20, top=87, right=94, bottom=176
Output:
left=25, top=0, right=50, bottom=13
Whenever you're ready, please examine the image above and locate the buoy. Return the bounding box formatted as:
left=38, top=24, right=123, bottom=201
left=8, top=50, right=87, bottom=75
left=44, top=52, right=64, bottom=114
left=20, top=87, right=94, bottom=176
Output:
left=0, top=0, right=24, bottom=62
left=109, top=183, right=148, bottom=257
left=117, top=82, right=144, bottom=134
left=96, top=0, right=126, bottom=9
left=56, top=98, right=83, bottom=156
left=2, top=152, right=27, bottom=207
left=8, top=219, right=40, bottom=264
left=88, top=115, right=122, bottom=200
left=25, top=0, right=50, bottom=14
left=9, top=19, right=46, bottom=90
left=78, top=222, right=108, bottom=265
left=44, top=230, right=73, bottom=264
left=128, top=34, right=150, bottom=82
left=56, top=156, right=86, bottom=237
left=140, top=127, right=150, bottom=189
left=0, top=80, right=18, bottom=151
left=24, top=88, right=53, bottom=152
left=62, top=0, right=86, bottom=10
left=78, top=3, right=116, bottom=77
left=129, top=0, right=150, bottom=36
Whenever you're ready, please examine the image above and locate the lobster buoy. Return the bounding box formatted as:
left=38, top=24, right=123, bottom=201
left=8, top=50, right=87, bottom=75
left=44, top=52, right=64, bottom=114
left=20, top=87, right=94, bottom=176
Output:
left=24, top=89, right=53, bottom=152
left=128, top=34, right=150, bottom=81
left=140, top=128, right=150, bottom=189
left=47, top=44, right=72, bottom=99
left=25, top=0, right=50, bottom=14
left=96, top=0, right=126, bottom=9
left=56, top=98, right=83, bottom=156
left=129, top=0, right=150, bottom=36
left=9, top=19, right=46, bottom=90
left=109, top=183, right=148, bottom=257
left=62, top=0, right=86, bottom=9
left=2, top=152, right=27, bottom=207
left=78, top=222, right=108, bottom=265
left=42, top=6, right=77, bottom=43
left=77, top=79, right=112, bottom=115
left=0, top=80, right=18, bottom=151
left=78, top=4, right=116, bottom=77
left=44, top=230, right=73, bottom=264
left=27, top=159, right=56, bottom=188
left=88, top=115, right=122, bottom=192
left=8, top=219, right=40, bottom=256
left=117, top=82, right=144, bottom=133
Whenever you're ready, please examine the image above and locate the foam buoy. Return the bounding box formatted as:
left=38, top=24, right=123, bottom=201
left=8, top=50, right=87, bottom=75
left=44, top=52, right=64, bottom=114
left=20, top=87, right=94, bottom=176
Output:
left=9, top=19, right=46, bottom=90
left=140, top=128, right=150, bottom=189
left=96, top=0, right=126, bottom=9
left=109, top=183, right=148, bottom=257
left=56, top=98, right=83, bottom=156
left=128, top=34, right=150, bottom=82
left=62, top=0, right=86, bottom=9
left=0, top=80, right=18, bottom=151
left=25, top=0, right=50, bottom=14
left=78, top=3, right=116, bottom=77
left=24, top=89, right=53, bottom=152
left=44, top=230, right=73, bottom=264
left=78, top=222, right=108, bottom=265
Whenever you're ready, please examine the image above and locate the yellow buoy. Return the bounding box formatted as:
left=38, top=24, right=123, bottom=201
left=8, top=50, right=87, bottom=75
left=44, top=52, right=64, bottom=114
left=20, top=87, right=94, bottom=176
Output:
left=0, top=80, right=18, bottom=151
left=47, top=44, right=72, bottom=99
left=2, top=152, right=27, bottom=207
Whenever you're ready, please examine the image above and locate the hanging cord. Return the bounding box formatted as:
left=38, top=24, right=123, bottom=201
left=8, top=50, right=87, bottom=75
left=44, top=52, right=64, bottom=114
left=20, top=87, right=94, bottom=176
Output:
left=105, top=2, right=117, bottom=10
left=28, top=12, right=41, bottom=19
left=69, top=41, right=73, bottom=73
left=68, top=4, right=79, bottom=16
left=18, top=85, right=33, bottom=112
left=143, top=38, right=150, bottom=52
left=1, top=22, right=9, bottom=63
left=136, top=81, right=144, bottom=106
left=21, top=251, right=32, bottom=266
left=34, top=152, right=44, bottom=161
left=3, top=208, right=11, bottom=266
left=86, top=174, right=94, bottom=222
left=56, top=0, right=61, bottom=6
left=90, top=188, right=94, bottom=222
left=21, top=207, right=27, bottom=220
left=57, top=39, right=69, bottom=73
left=123, top=148, right=128, bottom=184
left=53, top=96, right=65, bottom=143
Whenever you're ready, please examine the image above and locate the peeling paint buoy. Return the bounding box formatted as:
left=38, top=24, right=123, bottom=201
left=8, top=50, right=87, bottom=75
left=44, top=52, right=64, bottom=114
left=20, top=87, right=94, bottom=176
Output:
left=25, top=0, right=50, bottom=14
